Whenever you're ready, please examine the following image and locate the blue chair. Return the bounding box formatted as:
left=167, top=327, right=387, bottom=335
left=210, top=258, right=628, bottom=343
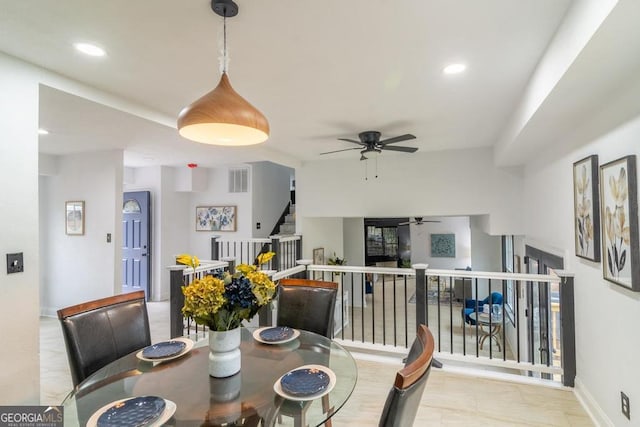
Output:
left=461, top=292, right=503, bottom=327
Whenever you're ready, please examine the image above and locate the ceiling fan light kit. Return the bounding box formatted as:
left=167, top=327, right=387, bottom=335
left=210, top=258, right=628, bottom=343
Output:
left=177, top=0, right=269, bottom=146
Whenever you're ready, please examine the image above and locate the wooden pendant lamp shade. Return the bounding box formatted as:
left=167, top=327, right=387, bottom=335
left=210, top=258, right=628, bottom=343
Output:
left=178, top=72, right=269, bottom=146
left=177, top=0, right=269, bottom=146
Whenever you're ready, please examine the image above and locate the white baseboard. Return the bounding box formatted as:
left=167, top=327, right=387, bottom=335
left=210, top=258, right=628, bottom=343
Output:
left=574, top=377, right=614, bottom=427
left=40, top=307, right=57, bottom=318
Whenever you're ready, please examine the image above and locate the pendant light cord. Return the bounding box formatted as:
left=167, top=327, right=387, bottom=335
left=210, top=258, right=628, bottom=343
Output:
left=223, top=14, right=227, bottom=73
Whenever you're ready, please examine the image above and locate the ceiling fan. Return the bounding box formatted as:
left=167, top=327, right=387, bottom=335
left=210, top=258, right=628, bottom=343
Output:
left=399, top=217, right=441, bottom=226
left=320, top=131, right=418, bottom=160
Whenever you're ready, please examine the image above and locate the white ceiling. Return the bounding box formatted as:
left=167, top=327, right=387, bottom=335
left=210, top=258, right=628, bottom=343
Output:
left=2, top=0, right=639, bottom=168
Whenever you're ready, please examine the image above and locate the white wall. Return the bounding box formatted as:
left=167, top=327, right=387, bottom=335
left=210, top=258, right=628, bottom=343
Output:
left=409, top=216, right=472, bottom=269
left=469, top=216, right=502, bottom=272
left=469, top=216, right=503, bottom=299
left=251, top=161, right=293, bottom=238
left=297, top=148, right=524, bottom=235
left=0, top=54, right=40, bottom=404
left=189, top=166, right=253, bottom=258
left=298, top=217, right=344, bottom=262
left=523, top=114, right=640, bottom=426
left=125, top=163, right=291, bottom=301
left=344, top=218, right=366, bottom=306
left=40, top=150, right=124, bottom=315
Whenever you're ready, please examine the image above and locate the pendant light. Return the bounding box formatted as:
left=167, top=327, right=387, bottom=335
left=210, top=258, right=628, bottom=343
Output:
left=178, top=0, right=269, bottom=146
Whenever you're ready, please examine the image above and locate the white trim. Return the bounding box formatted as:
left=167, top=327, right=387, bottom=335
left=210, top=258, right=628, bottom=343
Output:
left=433, top=352, right=563, bottom=376
left=437, top=364, right=568, bottom=390
left=335, top=339, right=410, bottom=356
left=349, top=351, right=403, bottom=366
left=574, top=377, right=614, bottom=427
left=347, top=348, right=571, bottom=391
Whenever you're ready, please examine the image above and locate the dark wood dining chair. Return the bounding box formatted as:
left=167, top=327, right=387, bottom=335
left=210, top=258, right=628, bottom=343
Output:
left=378, top=324, right=435, bottom=427
left=57, top=290, right=151, bottom=386
left=277, top=278, right=338, bottom=338
left=275, top=278, right=339, bottom=427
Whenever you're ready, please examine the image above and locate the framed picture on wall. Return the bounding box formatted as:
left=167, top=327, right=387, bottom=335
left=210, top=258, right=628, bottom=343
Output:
left=196, top=206, right=237, bottom=231
left=431, top=234, right=455, bottom=257
left=599, top=155, right=639, bottom=291
left=65, top=201, right=85, bottom=235
left=573, top=155, right=600, bottom=262
left=312, top=248, right=324, bottom=279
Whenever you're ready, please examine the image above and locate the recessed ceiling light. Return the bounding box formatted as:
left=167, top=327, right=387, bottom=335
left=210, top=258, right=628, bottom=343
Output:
left=73, top=42, right=106, bottom=57
left=443, top=63, right=467, bottom=75
left=38, top=128, right=49, bottom=135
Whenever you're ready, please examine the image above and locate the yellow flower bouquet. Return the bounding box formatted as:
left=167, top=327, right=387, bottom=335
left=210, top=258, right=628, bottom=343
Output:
left=181, top=252, right=277, bottom=331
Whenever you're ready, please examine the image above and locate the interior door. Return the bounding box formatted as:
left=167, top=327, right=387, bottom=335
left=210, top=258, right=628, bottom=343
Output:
left=524, top=245, right=563, bottom=378
left=122, top=191, right=151, bottom=297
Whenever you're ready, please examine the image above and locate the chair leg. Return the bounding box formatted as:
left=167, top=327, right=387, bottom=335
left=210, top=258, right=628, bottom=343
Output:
left=322, top=395, right=334, bottom=427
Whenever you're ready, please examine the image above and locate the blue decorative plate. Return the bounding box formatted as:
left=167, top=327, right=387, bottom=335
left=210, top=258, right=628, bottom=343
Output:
left=280, top=368, right=331, bottom=397
left=97, top=396, right=166, bottom=427
left=142, top=341, right=186, bottom=359
left=259, top=326, right=294, bottom=342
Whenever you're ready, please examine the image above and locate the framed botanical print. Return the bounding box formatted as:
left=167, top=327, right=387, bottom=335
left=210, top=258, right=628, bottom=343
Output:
left=65, top=201, right=85, bottom=235
left=196, top=206, right=237, bottom=231
left=573, top=155, right=600, bottom=261
left=600, top=155, right=639, bottom=291
left=312, top=247, right=324, bottom=279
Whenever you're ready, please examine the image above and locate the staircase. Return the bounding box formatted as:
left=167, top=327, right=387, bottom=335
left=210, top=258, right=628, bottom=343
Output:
left=278, top=204, right=296, bottom=235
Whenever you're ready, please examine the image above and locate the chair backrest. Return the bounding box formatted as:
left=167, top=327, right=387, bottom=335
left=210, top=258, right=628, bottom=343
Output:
left=57, top=291, right=151, bottom=386
left=276, top=278, right=338, bottom=338
left=485, top=292, right=503, bottom=305
left=379, top=325, right=435, bottom=427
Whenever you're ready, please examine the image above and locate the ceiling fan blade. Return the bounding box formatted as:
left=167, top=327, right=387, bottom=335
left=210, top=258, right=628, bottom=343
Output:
left=320, top=147, right=362, bottom=155
left=381, top=145, right=418, bottom=153
left=337, top=138, right=366, bottom=146
left=379, top=134, right=416, bottom=145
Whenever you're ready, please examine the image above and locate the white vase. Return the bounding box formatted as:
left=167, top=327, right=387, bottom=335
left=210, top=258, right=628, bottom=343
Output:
left=208, top=327, right=241, bottom=378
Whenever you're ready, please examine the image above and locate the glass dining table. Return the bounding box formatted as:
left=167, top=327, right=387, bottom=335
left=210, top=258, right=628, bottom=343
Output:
left=62, top=327, right=358, bottom=426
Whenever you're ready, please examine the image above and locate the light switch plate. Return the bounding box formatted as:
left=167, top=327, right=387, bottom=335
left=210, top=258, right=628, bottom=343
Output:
left=6, top=252, right=24, bottom=274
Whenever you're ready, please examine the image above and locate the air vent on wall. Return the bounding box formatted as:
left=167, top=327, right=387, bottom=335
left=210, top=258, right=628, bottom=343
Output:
left=229, top=167, right=249, bottom=193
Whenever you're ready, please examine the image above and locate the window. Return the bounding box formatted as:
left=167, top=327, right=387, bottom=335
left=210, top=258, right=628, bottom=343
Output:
left=123, top=199, right=141, bottom=213
left=364, top=218, right=406, bottom=263
left=502, top=235, right=515, bottom=325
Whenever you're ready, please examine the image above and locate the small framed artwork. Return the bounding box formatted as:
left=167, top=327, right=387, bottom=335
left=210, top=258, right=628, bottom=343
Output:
left=600, top=155, right=639, bottom=291
left=573, top=155, right=600, bottom=262
left=313, top=247, right=324, bottom=279
left=65, top=201, right=85, bottom=235
left=196, top=206, right=237, bottom=231
left=431, top=234, right=455, bottom=257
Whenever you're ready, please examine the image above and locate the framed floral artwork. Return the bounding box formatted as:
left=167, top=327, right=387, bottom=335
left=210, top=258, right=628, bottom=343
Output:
left=600, top=155, right=639, bottom=291
left=196, top=206, right=237, bottom=231
left=312, top=247, right=324, bottom=279
left=573, top=155, right=600, bottom=261
left=65, top=201, right=85, bottom=235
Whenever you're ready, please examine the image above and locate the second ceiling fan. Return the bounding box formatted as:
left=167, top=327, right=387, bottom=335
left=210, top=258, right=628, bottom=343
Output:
left=320, top=131, right=418, bottom=160
left=399, top=217, right=441, bottom=225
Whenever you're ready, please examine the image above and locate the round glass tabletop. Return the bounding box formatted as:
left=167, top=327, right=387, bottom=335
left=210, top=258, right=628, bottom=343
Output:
left=62, top=327, right=357, bottom=426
